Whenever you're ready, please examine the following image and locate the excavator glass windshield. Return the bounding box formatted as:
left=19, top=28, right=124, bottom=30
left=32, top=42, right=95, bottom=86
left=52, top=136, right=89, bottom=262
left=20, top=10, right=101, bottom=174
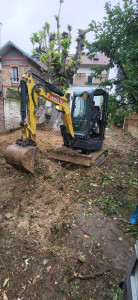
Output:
left=93, top=95, right=104, bottom=120
left=72, top=93, right=89, bottom=134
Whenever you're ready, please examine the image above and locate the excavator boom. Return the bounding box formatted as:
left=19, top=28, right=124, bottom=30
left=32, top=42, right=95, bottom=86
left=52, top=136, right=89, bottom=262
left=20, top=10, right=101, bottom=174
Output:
left=4, top=71, right=74, bottom=173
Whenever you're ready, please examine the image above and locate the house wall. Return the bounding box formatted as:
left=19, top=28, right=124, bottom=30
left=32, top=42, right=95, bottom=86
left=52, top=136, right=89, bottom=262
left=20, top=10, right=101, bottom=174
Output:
left=0, top=97, right=4, bottom=133
left=0, top=70, right=2, bottom=93
left=4, top=98, right=21, bottom=130
left=74, top=65, right=109, bottom=85
left=94, top=73, right=107, bottom=84
left=77, top=66, right=92, bottom=77
left=123, top=113, right=138, bottom=139
left=3, top=97, right=46, bottom=132
left=1, top=49, right=42, bottom=96
left=0, top=47, right=46, bottom=132
left=73, top=73, right=86, bottom=85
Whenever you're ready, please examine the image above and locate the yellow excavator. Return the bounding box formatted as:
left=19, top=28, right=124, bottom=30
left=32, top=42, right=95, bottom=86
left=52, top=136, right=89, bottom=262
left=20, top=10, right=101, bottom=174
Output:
left=4, top=71, right=108, bottom=174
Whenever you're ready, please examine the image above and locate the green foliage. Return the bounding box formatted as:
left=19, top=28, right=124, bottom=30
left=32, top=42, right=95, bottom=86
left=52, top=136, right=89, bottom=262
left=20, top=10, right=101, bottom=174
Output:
left=32, top=49, right=37, bottom=56
left=76, top=36, right=80, bottom=42
left=30, top=32, right=40, bottom=44
left=78, top=58, right=82, bottom=64
left=87, top=0, right=138, bottom=112
left=106, top=281, right=123, bottom=300
left=41, top=53, right=49, bottom=64
left=30, top=0, right=90, bottom=92
left=110, top=110, right=126, bottom=128
left=56, top=52, right=62, bottom=59
left=60, top=38, right=70, bottom=49
left=6, top=88, right=20, bottom=100
left=50, top=40, right=55, bottom=49
left=107, top=94, right=130, bottom=128
left=67, top=24, right=72, bottom=31
left=43, top=22, right=50, bottom=31
left=39, top=30, right=44, bottom=39
left=49, top=50, right=55, bottom=58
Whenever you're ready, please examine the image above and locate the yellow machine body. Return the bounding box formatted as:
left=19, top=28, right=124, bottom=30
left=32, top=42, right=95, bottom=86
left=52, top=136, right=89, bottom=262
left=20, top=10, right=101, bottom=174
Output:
left=4, top=71, right=74, bottom=174
left=21, top=72, right=74, bottom=141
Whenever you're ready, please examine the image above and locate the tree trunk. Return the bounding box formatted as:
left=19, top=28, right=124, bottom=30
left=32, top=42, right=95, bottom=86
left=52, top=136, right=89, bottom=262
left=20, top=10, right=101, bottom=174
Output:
left=49, top=105, right=62, bottom=129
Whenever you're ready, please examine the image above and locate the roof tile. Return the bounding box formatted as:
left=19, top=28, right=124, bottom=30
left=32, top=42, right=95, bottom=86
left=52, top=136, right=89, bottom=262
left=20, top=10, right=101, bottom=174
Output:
left=81, top=54, right=110, bottom=65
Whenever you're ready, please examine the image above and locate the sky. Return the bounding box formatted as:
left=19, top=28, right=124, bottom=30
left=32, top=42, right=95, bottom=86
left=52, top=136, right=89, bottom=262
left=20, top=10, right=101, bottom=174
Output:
left=0, top=0, right=125, bottom=82
left=0, top=0, right=123, bottom=54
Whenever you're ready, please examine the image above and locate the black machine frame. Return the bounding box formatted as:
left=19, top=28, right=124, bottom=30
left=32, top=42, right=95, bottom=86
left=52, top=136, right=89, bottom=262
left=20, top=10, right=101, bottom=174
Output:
left=70, top=89, right=108, bottom=151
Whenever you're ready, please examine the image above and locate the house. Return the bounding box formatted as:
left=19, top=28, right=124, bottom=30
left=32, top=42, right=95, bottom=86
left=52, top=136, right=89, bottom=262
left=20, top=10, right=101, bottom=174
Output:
left=0, top=41, right=110, bottom=132
left=44, top=53, right=110, bottom=115
left=0, top=41, right=47, bottom=133
left=67, top=54, right=110, bottom=99
left=0, top=40, right=46, bottom=96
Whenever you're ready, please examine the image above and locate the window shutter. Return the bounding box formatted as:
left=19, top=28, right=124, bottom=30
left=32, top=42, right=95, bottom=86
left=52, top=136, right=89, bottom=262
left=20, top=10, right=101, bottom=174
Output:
left=70, top=77, right=73, bottom=84
left=88, top=76, right=92, bottom=83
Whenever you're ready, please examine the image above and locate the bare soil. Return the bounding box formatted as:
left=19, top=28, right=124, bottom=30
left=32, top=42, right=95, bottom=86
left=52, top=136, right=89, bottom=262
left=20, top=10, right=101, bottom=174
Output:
left=0, top=127, right=137, bottom=300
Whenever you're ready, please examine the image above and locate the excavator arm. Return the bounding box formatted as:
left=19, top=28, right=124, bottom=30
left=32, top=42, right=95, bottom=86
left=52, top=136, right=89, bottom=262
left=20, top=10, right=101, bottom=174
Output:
left=18, top=71, right=74, bottom=145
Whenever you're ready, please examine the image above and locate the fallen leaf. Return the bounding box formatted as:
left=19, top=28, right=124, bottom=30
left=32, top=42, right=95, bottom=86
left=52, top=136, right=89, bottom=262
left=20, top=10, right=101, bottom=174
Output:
left=2, top=292, right=8, bottom=300
left=83, top=234, right=90, bottom=239
left=3, top=277, right=9, bottom=288
left=90, top=183, right=98, bottom=187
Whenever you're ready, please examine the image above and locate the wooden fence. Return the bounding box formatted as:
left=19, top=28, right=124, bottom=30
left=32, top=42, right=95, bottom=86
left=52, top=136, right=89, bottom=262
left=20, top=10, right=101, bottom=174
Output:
left=123, top=113, right=138, bottom=139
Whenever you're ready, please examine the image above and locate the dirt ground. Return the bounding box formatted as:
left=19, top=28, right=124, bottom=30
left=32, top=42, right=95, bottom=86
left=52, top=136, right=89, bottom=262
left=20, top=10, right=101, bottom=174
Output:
left=0, top=127, right=137, bottom=300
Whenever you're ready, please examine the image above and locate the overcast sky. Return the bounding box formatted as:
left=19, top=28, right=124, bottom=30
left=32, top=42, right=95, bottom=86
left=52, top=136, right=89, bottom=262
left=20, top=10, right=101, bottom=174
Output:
left=0, top=0, right=123, bottom=55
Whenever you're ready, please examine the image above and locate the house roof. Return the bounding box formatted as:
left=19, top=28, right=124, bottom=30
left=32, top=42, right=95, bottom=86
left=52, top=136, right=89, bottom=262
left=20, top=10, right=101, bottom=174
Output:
left=81, top=54, right=110, bottom=66
left=0, top=41, right=109, bottom=71
left=0, top=40, right=46, bottom=70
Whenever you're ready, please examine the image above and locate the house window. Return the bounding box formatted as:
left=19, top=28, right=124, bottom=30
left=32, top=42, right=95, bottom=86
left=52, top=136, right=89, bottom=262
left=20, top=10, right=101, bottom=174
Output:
left=93, top=57, right=99, bottom=61
left=70, top=77, right=73, bottom=84
left=11, top=67, right=18, bottom=82
left=88, top=76, right=93, bottom=83
left=66, top=93, right=71, bottom=102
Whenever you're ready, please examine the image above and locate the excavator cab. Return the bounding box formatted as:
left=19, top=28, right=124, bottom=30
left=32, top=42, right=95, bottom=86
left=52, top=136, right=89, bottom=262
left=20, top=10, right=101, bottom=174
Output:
left=70, top=89, right=108, bottom=151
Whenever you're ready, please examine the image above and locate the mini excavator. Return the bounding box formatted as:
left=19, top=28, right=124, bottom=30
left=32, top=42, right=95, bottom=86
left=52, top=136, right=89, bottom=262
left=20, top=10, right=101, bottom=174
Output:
left=4, top=71, right=108, bottom=174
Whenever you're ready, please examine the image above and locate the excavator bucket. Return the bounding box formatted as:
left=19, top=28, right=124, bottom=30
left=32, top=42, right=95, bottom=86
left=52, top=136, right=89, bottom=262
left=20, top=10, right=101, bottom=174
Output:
left=47, top=146, right=108, bottom=167
left=4, top=144, right=38, bottom=174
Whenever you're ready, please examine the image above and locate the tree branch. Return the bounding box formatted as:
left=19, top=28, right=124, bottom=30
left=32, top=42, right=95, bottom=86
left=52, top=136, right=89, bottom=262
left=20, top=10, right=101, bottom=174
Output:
left=69, top=268, right=111, bottom=281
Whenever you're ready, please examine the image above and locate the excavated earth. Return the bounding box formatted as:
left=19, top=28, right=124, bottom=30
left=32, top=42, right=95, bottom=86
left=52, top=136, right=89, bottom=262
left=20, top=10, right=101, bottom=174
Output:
left=0, top=127, right=137, bottom=300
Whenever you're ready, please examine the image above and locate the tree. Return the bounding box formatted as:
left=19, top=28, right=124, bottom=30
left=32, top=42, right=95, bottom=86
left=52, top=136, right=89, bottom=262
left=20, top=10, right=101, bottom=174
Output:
left=86, top=0, right=138, bottom=113
left=30, top=0, right=90, bottom=91
left=30, top=0, right=90, bottom=127
left=107, top=94, right=130, bottom=128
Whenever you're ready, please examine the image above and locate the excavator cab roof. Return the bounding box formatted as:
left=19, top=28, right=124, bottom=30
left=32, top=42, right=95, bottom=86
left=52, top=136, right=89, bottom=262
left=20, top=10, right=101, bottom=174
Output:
left=73, top=88, right=108, bottom=97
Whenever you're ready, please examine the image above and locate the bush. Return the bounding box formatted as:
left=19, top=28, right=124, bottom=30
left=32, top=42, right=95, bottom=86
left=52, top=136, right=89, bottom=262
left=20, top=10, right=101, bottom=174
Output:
left=6, top=88, right=20, bottom=100
left=113, top=111, right=126, bottom=128
left=108, top=110, right=126, bottom=128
